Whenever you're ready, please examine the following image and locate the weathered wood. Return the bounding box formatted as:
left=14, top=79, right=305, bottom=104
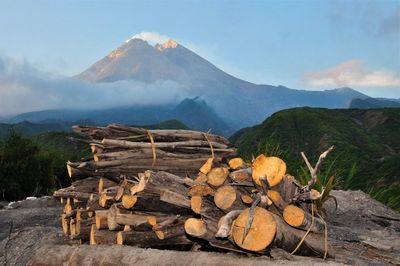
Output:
left=116, top=230, right=192, bottom=248
left=102, top=139, right=228, bottom=150
left=215, top=210, right=242, bottom=238
left=74, top=124, right=231, bottom=145
left=108, top=204, right=152, bottom=231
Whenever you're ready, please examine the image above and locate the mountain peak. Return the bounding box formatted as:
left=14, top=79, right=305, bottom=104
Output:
left=156, top=39, right=178, bottom=51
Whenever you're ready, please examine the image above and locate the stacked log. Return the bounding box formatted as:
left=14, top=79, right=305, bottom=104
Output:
left=67, top=124, right=236, bottom=181
left=54, top=124, right=334, bottom=258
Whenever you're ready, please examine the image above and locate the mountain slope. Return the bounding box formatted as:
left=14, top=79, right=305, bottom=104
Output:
left=75, top=36, right=369, bottom=129
left=6, top=98, right=231, bottom=136
left=168, top=97, right=232, bottom=136
left=230, top=107, right=400, bottom=209
left=349, top=98, right=400, bottom=109
left=0, top=121, right=71, bottom=140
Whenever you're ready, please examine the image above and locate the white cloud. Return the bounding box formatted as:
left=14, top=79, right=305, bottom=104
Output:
left=126, top=32, right=171, bottom=45
left=303, top=60, right=400, bottom=88
left=0, top=56, right=186, bottom=116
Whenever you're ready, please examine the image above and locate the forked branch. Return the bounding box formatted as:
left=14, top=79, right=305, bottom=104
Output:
left=301, top=146, right=334, bottom=192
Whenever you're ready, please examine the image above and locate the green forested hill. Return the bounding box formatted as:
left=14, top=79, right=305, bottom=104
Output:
left=230, top=107, right=400, bottom=209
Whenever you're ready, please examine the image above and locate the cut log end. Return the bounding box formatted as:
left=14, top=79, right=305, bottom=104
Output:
left=252, top=155, right=286, bottom=187
left=199, top=158, right=214, bottom=175
left=228, top=158, right=245, bottom=170
left=240, top=194, right=253, bottom=205
left=95, top=210, right=108, bottom=230
left=232, top=207, right=277, bottom=252
left=191, top=195, right=202, bottom=214
left=283, top=205, right=305, bottom=227
left=214, top=186, right=236, bottom=210
left=116, top=231, right=123, bottom=245
left=207, top=167, right=228, bottom=187
left=121, top=195, right=138, bottom=209
left=147, top=216, right=157, bottom=226
left=184, top=218, right=207, bottom=238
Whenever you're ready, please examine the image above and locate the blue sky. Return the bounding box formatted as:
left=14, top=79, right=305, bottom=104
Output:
left=0, top=0, right=399, bottom=98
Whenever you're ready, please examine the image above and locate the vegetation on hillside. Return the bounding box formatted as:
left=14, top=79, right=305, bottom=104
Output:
left=230, top=107, right=400, bottom=209
left=0, top=120, right=190, bottom=201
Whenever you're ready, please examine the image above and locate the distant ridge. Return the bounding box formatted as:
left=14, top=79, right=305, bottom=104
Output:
left=349, top=97, right=400, bottom=109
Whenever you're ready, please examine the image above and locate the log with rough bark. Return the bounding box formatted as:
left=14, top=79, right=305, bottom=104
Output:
left=116, top=230, right=192, bottom=249
left=90, top=224, right=117, bottom=245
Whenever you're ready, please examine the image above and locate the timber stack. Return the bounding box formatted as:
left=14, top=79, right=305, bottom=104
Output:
left=54, top=123, right=334, bottom=258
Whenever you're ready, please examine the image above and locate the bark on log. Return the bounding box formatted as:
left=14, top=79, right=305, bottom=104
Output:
left=272, top=213, right=334, bottom=257
left=90, top=224, right=117, bottom=245
left=116, top=231, right=192, bottom=249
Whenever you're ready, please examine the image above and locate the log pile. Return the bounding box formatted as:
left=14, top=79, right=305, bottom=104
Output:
left=67, top=124, right=236, bottom=182
left=54, top=124, right=335, bottom=258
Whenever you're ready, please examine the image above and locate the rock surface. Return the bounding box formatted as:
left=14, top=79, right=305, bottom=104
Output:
left=0, top=190, right=399, bottom=265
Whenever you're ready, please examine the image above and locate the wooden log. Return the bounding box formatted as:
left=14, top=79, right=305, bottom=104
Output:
left=188, top=184, right=215, bottom=197
left=190, top=196, right=224, bottom=221
left=63, top=198, right=73, bottom=215
left=207, top=167, right=229, bottom=187
left=215, top=210, right=242, bottom=238
left=268, top=190, right=288, bottom=211
left=252, top=155, right=286, bottom=187
left=95, top=210, right=109, bottom=230
left=102, top=139, right=228, bottom=150
left=231, top=207, right=277, bottom=252
left=229, top=168, right=252, bottom=183
left=282, top=205, right=325, bottom=234
left=76, top=217, right=94, bottom=235
left=105, top=124, right=231, bottom=145
left=214, top=185, right=245, bottom=211
left=61, top=214, right=69, bottom=235
left=273, top=175, right=298, bottom=203
left=90, top=224, right=117, bottom=245
left=184, top=218, right=218, bottom=240
left=72, top=222, right=91, bottom=242
left=116, top=231, right=192, bottom=248
left=53, top=190, right=91, bottom=201
left=154, top=223, right=186, bottom=240
left=272, top=213, right=334, bottom=257
left=98, top=177, right=118, bottom=193
left=98, top=187, right=118, bottom=208
left=191, top=195, right=202, bottom=214
left=76, top=209, right=91, bottom=222
left=69, top=218, right=76, bottom=240
left=199, top=158, right=214, bottom=175
left=228, top=158, right=245, bottom=170
left=107, top=204, right=152, bottom=231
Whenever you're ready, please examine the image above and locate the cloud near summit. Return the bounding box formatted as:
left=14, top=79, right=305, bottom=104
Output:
left=0, top=56, right=186, bottom=116
left=303, top=60, right=400, bottom=88
left=126, top=32, right=171, bottom=45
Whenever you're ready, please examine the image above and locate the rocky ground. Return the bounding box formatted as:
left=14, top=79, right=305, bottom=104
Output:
left=0, top=190, right=399, bottom=266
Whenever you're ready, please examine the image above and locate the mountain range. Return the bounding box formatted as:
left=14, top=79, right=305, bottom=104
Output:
left=6, top=35, right=397, bottom=135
